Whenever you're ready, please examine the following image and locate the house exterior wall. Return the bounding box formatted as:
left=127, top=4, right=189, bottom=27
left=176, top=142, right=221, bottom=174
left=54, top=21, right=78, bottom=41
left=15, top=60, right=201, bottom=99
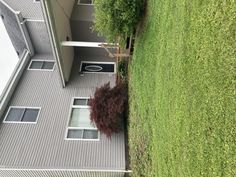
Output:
left=2, top=0, right=43, bottom=19
left=51, top=1, right=73, bottom=42
left=48, top=0, right=74, bottom=82
left=71, top=5, right=94, bottom=21
left=56, top=0, right=75, bottom=18
left=26, top=21, right=52, bottom=55
left=0, top=170, right=125, bottom=177
left=32, top=53, right=54, bottom=61
left=0, top=61, right=125, bottom=171
left=71, top=21, right=105, bottom=42
left=76, top=48, right=117, bottom=62
left=71, top=4, right=104, bottom=43
left=0, top=1, right=126, bottom=176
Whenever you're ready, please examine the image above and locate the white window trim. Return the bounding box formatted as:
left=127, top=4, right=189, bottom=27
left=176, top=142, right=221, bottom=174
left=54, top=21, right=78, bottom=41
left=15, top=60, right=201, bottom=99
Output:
left=28, top=59, right=55, bottom=71
left=65, top=97, right=100, bottom=141
left=3, top=106, right=41, bottom=124
left=78, top=0, right=94, bottom=5
left=33, top=0, right=40, bottom=3
left=80, top=61, right=116, bottom=74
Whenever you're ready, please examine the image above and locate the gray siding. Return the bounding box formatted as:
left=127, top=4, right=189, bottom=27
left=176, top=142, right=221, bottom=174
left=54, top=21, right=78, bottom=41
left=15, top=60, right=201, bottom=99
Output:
left=76, top=47, right=117, bottom=62
left=2, top=0, right=43, bottom=19
left=0, top=170, right=125, bottom=177
left=0, top=61, right=125, bottom=170
left=71, top=5, right=94, bottom=21
left=71, top=21, right=105, bottom=42
left=32, top=54, right=54, bottom=61
left=71, top=5, right=106, bottom=42
left=26, top=21, right=52, bottom=55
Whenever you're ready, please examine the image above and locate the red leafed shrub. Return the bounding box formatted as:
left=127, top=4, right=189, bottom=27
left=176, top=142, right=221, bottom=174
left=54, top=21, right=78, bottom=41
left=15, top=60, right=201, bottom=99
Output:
left=89, top=82, right=128, bottom=137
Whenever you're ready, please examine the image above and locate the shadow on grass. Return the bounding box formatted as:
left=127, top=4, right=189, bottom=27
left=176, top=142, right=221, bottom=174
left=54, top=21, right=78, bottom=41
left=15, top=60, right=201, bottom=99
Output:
left=136, top=0, right=149, bottom=35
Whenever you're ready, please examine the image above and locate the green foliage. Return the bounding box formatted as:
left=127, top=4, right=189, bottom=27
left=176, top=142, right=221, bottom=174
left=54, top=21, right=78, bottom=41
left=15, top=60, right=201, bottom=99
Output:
left=118, top=59, right=128, bottom=81
left=93, top=0, right=144, bottom=42
left=129, top=0, right=236, bottom=176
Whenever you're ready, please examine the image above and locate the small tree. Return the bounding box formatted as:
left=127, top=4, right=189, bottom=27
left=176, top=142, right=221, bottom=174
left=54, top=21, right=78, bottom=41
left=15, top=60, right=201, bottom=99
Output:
left=93, top=0, right=144, bottom=43
left=89, top=82, right=128, bottom=137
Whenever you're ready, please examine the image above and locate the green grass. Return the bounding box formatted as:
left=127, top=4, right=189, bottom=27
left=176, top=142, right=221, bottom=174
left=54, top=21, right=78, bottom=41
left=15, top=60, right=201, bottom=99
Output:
left=128, top=0, right=236, bottom=176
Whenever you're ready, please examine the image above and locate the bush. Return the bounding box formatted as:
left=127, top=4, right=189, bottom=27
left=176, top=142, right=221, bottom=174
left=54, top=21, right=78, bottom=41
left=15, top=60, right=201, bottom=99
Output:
left=118, top=59, right=128, bottom=81
left=93, top=0, right=144, bottom=43
left=89, top=82, right=128, bottom=137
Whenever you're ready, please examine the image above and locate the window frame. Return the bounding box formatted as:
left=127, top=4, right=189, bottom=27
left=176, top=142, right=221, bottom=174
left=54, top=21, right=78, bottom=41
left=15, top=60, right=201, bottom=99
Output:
left=3, top=106, right=41, bottom=124
left=77, top=0, right=95, bottom=5
left=28, top=59, right=55, bottom=71
left=33, top=0, right=40, bottom=3
left=80, top=61, right=116, bottom=74
left=65, top=97, right=100, bottom=141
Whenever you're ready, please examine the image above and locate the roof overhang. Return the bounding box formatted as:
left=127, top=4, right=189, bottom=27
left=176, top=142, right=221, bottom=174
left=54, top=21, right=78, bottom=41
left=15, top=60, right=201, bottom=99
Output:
left=40, top=0, right=67, bottom=87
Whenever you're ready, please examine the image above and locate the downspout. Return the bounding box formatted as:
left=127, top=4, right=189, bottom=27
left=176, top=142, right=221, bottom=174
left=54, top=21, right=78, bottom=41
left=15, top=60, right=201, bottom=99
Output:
left=40, top=0, right=66, bottom=87
left=0, top=50, right=31, bottom=119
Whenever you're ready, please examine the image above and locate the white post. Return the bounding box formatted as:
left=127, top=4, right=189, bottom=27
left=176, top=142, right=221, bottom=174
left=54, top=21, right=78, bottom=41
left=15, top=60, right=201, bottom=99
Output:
left=61, top=41, right=119, bottom=48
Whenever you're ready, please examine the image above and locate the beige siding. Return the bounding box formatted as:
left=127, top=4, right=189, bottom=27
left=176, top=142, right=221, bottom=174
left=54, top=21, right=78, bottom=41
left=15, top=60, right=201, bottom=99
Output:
left=49, top=0, right=74, bottom=82
left=56, top=0, right=75, bottom=18
left=0, top=62, right=125, bottom=170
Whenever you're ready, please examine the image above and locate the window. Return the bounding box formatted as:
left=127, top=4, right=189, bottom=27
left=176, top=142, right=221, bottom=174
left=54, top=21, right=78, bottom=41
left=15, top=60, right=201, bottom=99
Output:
left=34, top=0, right=40, bottom=2
left=78, top=0, right=95, bottom=5
left=80, top=61, right=116, bottom=74
left=4, top=107, right=40, bottom=123
left=28, top=60, right=55, bottom=71
left=66, top=98, right=99, bottom=140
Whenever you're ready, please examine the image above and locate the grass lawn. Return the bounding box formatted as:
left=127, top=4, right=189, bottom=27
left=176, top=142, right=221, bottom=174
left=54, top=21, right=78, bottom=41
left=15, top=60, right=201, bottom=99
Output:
left=128, top=0, right=236, bottom=176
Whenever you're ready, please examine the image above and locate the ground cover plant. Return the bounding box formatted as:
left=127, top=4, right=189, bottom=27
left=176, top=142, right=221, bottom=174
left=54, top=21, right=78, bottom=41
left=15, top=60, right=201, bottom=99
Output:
left=128, top=0, right=236, bottom=176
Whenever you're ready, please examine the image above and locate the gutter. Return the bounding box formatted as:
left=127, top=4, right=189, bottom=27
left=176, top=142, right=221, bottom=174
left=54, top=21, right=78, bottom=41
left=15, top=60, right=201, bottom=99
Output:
left=0, top=0, right=34, bottom=56
left=0, top=50, right=31, bottom=119
left=40, top=0, right=66, bottom=87
left=0, top=168, right=132, bottom=173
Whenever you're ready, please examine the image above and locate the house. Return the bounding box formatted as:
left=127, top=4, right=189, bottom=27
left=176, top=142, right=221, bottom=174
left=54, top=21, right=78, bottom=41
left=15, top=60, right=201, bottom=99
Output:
left=0, top=0, right=128, bottom=176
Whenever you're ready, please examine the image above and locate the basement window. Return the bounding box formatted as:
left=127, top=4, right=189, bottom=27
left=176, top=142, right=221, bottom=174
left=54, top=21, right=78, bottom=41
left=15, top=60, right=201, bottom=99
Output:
left=78, top=0, right=95, bottom=5
left=28, top=60, right=55, bottom=71
left=66, top=98, right=99, bottom=140
left=4, top=107, right=40, bottom=123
